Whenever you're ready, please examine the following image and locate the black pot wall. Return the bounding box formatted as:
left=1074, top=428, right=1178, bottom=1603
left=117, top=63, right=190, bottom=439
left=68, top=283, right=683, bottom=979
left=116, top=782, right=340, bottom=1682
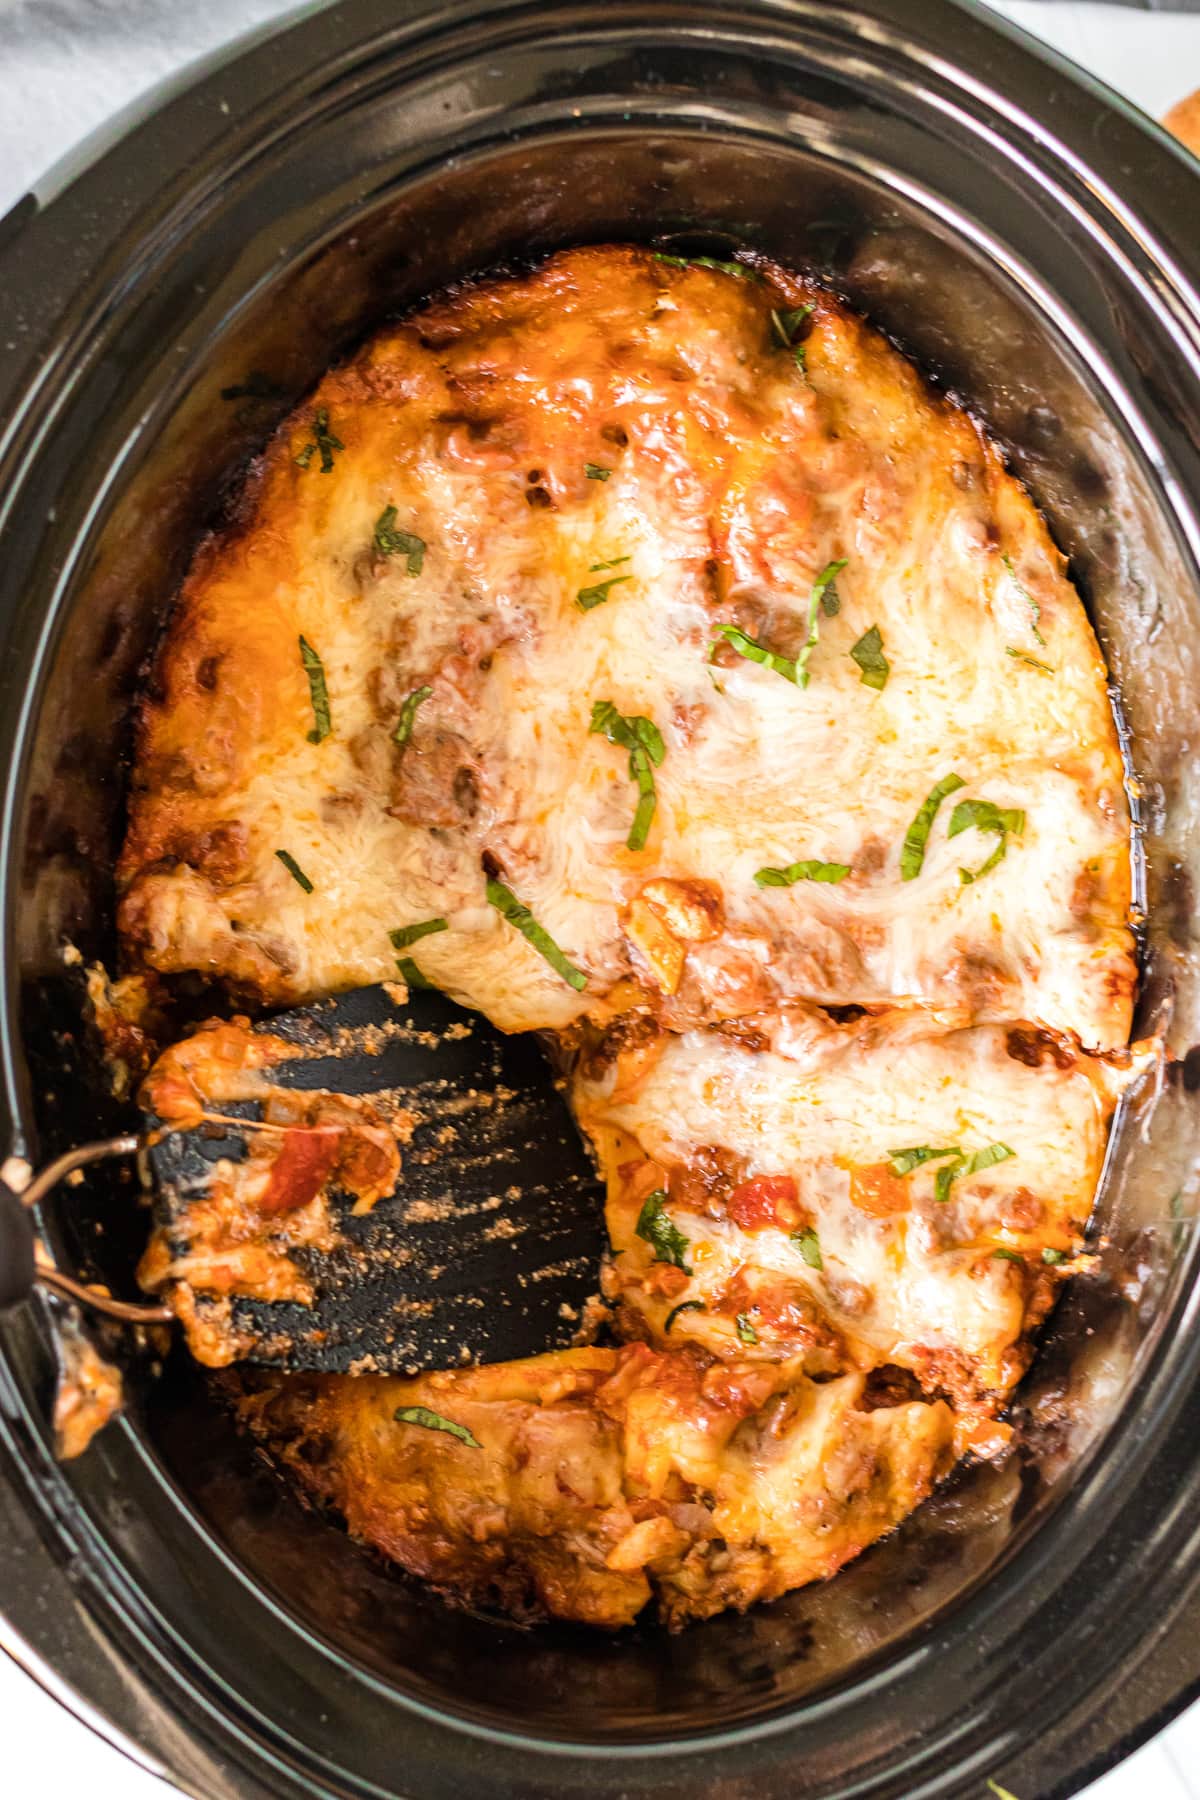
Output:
left=2, top=3, right=1200, bottom=1797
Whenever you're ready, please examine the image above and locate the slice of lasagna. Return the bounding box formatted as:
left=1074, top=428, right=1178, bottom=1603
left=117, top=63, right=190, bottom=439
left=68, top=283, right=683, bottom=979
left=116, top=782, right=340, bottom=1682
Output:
left=235, top=1344, right=955, bottom=1629
left=572, top=1006, right=1145, bottom=1433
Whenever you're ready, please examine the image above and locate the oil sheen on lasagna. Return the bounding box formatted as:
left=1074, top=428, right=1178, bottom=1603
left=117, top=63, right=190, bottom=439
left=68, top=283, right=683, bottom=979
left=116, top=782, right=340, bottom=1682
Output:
left=120, top=245, right=1140, bottom=1629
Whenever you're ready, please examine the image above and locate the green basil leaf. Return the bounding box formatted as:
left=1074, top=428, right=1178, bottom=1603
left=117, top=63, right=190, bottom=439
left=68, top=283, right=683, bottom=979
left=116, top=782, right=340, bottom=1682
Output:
left=947, top=799, right=1025, bottom=841
left=992, top=1248, right=1023, bottom=1263
left=900, top=772, right=966, bottom=880
left=950, top=798, right=1024, bottom=885
left=850, top=623, right=889, bottom=690
left=627, top=746, right=657, bottom=852
left=654, top=252, right=760, bottom=281
left=795, top=559, right=848, bottom=689
left=373, top=505, right=425, bottom=575
left=296, top=406, right=344, bottom=474
left=1041, top=1247, right=1068, bottom=1266
left=888, top=1145, right=962, bottom=1177
left=389, top=918, right=449, bottom=950
left=936, top=1142, right=1015, bottom=1202
left=770, top=303, right=815, bottom=347
left=792, top=1226, right=824, bottom=1270
left=395, top=957, right=435, bottom=990
left=275, top=850, right=314, bottom=893
left=486, top=878, right=588, bottom=991
left=584, top=463, right=611, bottom=481
left=959, top=837, right=1009, bottom=885
left=961, top=1143, right=1016, bottom=1176
left=736, top=1312, right=759, bottom=1344
left=934, top=1159, right=965, bottom=1204
left=576, top=574, right=632, bottom=612
left=590, top=701, right=665, bottom=851
left=588, top=553, right=632, bottom=572
left=394, top=1405, right=481, bottom=1448
left=710, top=623, right=798, bottom=684
left=754, top=860, right=850, bottom=887
left=392, top=684, right=432, bottom=747
left=299, top=636, right=332, bottom=743
left=635, top=1190, right=692, bottom=1273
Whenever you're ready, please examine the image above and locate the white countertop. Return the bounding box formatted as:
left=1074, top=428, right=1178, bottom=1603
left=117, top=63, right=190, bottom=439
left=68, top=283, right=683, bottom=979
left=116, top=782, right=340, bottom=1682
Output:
left=1, top=2, right=1198, bottom=1795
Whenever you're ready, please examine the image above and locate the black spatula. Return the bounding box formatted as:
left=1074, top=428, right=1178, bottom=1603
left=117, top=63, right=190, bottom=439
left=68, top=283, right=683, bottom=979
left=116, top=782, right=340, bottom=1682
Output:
left=4, top=986, right=608, bottom=1375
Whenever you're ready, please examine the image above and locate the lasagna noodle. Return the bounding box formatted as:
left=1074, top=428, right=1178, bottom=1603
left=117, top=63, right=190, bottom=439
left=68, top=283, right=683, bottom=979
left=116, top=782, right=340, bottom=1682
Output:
left=118, top=246, right=1134, bottom=1048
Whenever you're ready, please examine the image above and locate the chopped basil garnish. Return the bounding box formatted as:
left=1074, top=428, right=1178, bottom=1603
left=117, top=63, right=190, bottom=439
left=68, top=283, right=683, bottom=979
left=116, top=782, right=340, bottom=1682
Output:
left=395, top=957, right=434, bottom=989
left=792, top=1226, right=824, bottom=1270
left=394, top=1405, right=481, bottom=1448
left=949, top=797, right=1025, bottom=887
left=392, top=684, right=432, bottom=747
left=964, top=1144, right=1016, bottom=1175
left=900, top=772, right=965, bottom=880
left=635, top=1189, right=692, bottom=1272
left=949, top=799, right=1026, bottom=840
left=665, top=1299, right=705, bottom=1333
left=589, top=700, right=666, bottom=852
left=295, top=406, right=343, bottom=473
left=794, top=559, right=847, bottom=688
left=654, top=252, right=760, bottom=281
left=934, top=1142, right=1016, bottom=1203
left=959, top=838, right=1008, bottom=884
left=850, top=623, right=889, bottom=690
left=298, top=636, right=332, bottom=743
left=933, top=1162, right=959, bottom=1205
left=736, top=1312, right=759, bottom=1344
left=1006, top=646, right=1055, bottom=674
left=589, top=553, right=632, bottom=573
left=486, top=877, right=588, bottom=990
left=390, top=918, right=448, bottom=950
left=1003, top=552, right=1045, bottom=645
left=888, top=1145, right=963, bottom=1178
left=373, top=505, right=425, bottom=575
left=992, top=1248, right=1022, bottom=1263
left=769, top=303, right=815, bottom=369
left=710, top=623, right=798, bottom=684
left=577, top=574, right=632, bottom=612
left=275, top=849, right=313, bottom=893
left=754, top=860, right=850, bottom=887
left=584, top=463, right=611, bottom=481
left=1042, top=1247, right=1068, bottom=1266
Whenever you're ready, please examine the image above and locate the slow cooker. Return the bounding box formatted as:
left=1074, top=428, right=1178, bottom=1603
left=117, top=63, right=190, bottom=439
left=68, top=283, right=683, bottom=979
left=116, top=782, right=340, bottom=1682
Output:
left=2, top=2, right=1200, bottom=1794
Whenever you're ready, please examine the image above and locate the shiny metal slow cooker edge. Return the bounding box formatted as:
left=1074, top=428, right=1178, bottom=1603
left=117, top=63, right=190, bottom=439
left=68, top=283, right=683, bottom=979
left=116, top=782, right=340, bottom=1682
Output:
left=2, top=3, right=1200, bottom=1796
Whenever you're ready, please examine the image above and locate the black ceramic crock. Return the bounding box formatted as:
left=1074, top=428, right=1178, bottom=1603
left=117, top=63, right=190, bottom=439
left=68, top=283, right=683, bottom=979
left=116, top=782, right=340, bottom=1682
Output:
left=2, top=2, right=1200, bottom=1795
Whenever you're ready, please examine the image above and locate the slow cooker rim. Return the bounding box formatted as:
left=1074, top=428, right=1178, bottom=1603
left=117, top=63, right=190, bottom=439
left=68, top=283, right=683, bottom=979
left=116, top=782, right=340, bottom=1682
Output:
left=2, top=2, right=1200, bottom=1795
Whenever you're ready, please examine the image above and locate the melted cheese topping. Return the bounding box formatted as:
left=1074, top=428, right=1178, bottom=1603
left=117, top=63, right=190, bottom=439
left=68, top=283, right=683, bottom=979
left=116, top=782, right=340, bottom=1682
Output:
left=119, top=246, right=1133, bottom=1047
left=573, top=1011, right=1143, bottom=1408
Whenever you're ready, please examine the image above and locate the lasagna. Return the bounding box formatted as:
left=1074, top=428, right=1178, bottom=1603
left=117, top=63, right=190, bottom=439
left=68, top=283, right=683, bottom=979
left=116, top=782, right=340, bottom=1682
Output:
left=120, top=245, right=1141, bottom=1628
